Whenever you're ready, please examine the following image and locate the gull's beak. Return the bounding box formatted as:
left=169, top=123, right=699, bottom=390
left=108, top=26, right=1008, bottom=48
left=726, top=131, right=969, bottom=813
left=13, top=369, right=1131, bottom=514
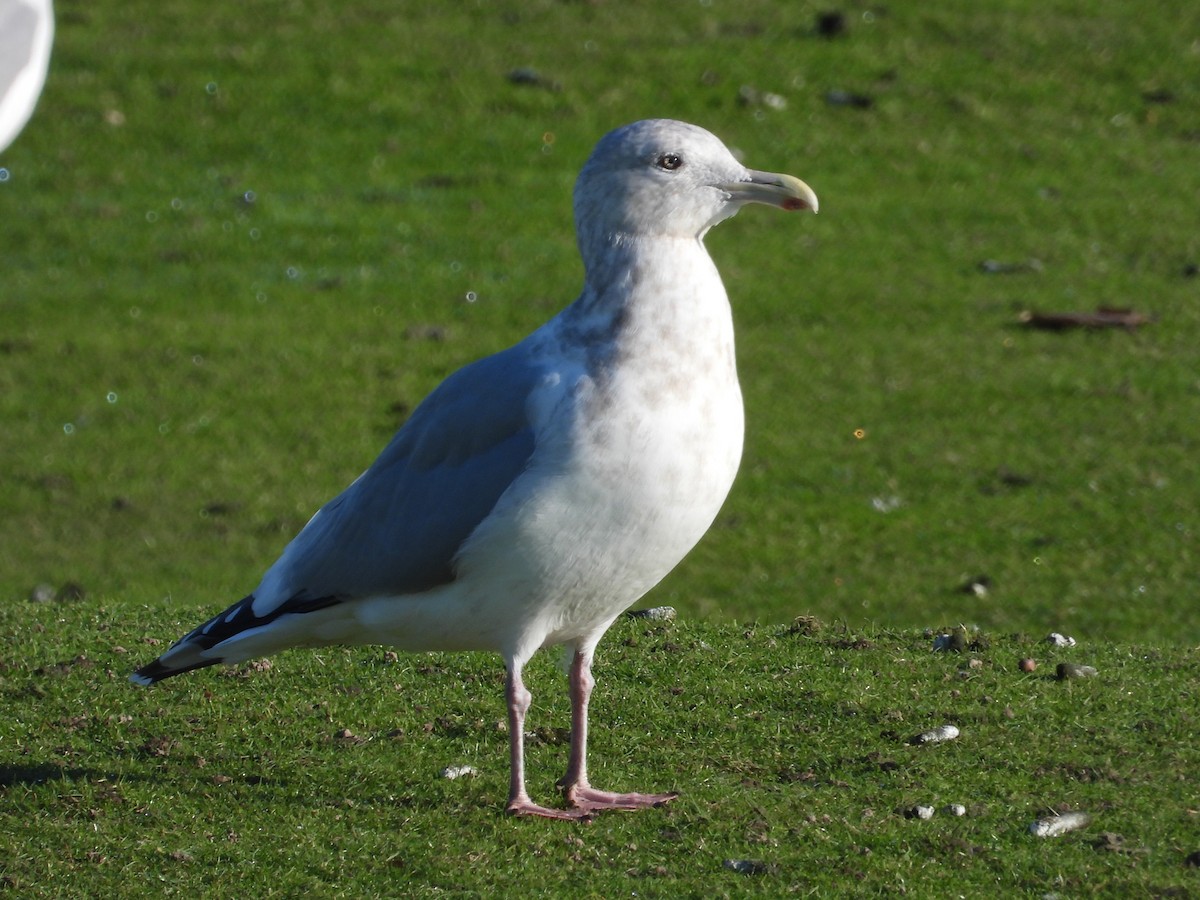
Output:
left=721, top=170, right=819, bottom=213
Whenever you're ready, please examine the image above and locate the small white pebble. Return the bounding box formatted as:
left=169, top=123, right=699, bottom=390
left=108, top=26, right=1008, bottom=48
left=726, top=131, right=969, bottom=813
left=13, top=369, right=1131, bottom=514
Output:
left=440, top=765, right=478, bottom=780
left=909, top=805, right=935, bottom=820
left=945, top=804, right=967, bottom=817
left=627, top=606, right=677, bottom=621
left=1029, top=811, right=1091, bottom=837
left=910, top=724, right=960, bottom=745
left=28, top=583, right=56, bottom=603
left=1046, top=632, right=1076, bottom=647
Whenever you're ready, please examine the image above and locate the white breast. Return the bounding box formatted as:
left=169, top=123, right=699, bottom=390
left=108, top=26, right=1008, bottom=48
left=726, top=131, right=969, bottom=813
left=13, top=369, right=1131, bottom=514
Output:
left=455, top=238, right=744, bottom=654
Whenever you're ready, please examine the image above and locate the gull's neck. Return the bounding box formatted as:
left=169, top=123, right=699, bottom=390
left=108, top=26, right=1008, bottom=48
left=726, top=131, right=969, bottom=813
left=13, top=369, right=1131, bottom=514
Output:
left=573, top=232, right=722, bottom=318
left=551, top=232, right=735, bottom=386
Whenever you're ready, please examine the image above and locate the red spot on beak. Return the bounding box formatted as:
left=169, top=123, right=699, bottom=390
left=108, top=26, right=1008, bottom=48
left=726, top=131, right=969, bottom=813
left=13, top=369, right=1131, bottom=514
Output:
left=782, top=197, right=808, bottom=211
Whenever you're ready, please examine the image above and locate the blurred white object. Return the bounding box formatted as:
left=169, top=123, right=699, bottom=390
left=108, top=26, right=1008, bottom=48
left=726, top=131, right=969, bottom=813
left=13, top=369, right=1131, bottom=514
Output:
left=1046, top=632, right=1077, bottom=648
left=910, top=724, right=960, bottom=745
left=0, top=0, right=54, bottom=153
left=1029, top=811, right=1091, bottom=837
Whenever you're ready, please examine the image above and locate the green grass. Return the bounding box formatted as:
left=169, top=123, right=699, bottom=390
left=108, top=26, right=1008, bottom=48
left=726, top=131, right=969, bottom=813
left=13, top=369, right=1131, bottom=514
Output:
left=3, top=602, right=1198, bottom=896
left=2, top=0, right=1199, bottom=893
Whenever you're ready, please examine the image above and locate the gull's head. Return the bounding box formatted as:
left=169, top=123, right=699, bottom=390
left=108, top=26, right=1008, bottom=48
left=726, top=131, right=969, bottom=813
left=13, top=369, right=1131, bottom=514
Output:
left=573, top=119, right=817, bottom=250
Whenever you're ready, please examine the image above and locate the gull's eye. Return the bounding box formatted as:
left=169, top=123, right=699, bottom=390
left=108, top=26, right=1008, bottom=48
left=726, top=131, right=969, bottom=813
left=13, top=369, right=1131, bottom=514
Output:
left=656, top=153, right=683, bottom=171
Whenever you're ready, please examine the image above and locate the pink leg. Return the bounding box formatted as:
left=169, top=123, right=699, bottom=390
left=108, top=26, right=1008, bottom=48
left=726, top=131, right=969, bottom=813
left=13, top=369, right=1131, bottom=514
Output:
left=559, top=648, right=679, bottom=814
left=504, top=664, right=590, bottom=821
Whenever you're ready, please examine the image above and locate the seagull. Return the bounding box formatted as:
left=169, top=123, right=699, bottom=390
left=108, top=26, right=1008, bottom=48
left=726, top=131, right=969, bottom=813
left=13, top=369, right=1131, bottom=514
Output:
left=0, top=0, right=54, bottom=154
left=131, top=119, right=818, bottom=820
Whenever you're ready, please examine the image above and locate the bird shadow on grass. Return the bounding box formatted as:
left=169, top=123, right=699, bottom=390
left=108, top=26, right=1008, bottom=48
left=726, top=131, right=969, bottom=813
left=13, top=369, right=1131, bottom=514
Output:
left=0, top=763, right=105, bottom=788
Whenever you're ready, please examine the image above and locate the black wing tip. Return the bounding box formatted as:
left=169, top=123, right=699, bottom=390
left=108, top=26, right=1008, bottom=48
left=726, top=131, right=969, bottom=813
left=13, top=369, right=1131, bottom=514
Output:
left=129, top=657, right=220, bottom=686
left=129, top=591, right=347, bottom=687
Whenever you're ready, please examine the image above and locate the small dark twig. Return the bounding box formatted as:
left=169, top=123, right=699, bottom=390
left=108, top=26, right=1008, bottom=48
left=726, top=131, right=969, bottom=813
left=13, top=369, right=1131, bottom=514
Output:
left=1019, top=307, right=1152, bottom=331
